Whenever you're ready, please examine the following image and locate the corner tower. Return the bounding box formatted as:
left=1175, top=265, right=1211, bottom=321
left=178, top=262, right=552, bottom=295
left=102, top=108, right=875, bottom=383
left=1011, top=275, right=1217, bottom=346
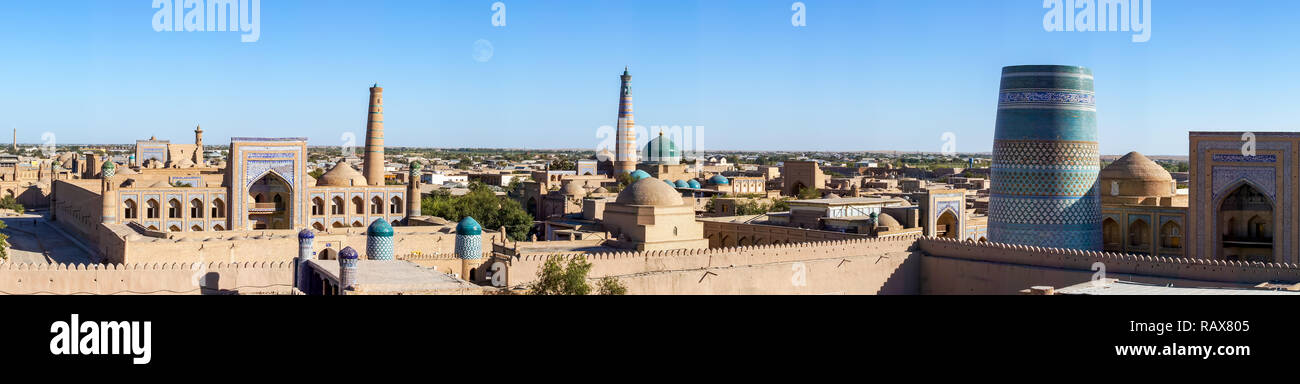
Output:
left=614, top=67, right=637, bottom=175
left=988, top=65, right=1102, bottom=250
left=364, top=84, right=385, bottom=186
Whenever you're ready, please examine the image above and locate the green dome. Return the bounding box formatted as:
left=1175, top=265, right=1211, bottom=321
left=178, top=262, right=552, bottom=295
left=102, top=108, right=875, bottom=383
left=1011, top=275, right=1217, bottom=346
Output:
left=641, top=132, right=680, bottom=165
left=408, top=161, right=423, bottom=178
left=630, top=170, right=651, bottom=181
left=674, top=180, right=689, bottom=188
left=687, top=179, right=702, bottom=189
left=709, top=175, right=730, bottom=185
left=367, top=219, right=394, bottom=237
left=457, top=216, right=483, bottom=236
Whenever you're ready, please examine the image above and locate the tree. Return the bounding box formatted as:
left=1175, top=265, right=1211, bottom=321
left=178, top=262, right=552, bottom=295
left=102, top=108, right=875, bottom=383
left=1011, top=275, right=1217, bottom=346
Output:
left=597, top=277, right=628, bottom=295
left=308, top=168, right=325, bottom=180
left=0, top=196, right=24, bottom=214
left=0, top=220, right=7, bottom=261
left=797, top=186, right=820, bottom=200
left=531, top=256, right=593, bottom=295
left=422, top=182, right=534, bottom=241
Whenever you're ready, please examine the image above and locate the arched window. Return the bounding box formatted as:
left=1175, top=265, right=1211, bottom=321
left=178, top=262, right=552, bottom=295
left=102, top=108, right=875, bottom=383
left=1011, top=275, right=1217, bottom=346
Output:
left=352, top=221, right=363, bottom=228
left=353, top=196, right=364, bottom=215
left=190, top=199, right=204, bottom=218
left=313, top=222, right=326, bottom=231
left=211, top=198, right=226, bottom=218
left=1160, top=221, right=1182, bottom=249
left=312, top=197, right=325, bottom=216
left=213, top=224, right=225, bottom=231
left=273, top=194, right=284, bottom=211
left=146, top=199, right=160, bottom=219
left=1129, top=219, right=1151, bottom=249
left=332, top=221, right=346, bottom=228
left=332, top=197, right=345, bottom=215
left=390, top=197, right=403, bottom=214
left=123, top=199, right=138, bottom=219
left=1102, top=218, right=1121, bottom=247
left=168, top=225, right=181, bottom=232
left=371, top=196, right=383, bottom=215
left=191, top=225, right=203, bottom=232
left=168, top=199, right=182, bottom=218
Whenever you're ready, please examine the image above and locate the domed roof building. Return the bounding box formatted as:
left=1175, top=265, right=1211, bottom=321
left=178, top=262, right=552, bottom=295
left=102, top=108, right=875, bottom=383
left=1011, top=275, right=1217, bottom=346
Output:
left=317, top=160, right=368, bottom=187
left=603, top=178, right=707, bottom=251
left=641, top=132, right=680, bottom=165
left=687, top=179, right=702, bottom=189
left=1096, top=151, right=1188, bottom=257
left=629, top=170, right=651, bottom=181
left=674, top=180, right=689, bottom=188
left=709, top=175, right=730, bottom=185
left=1100, top=152, right=1176, bottom=199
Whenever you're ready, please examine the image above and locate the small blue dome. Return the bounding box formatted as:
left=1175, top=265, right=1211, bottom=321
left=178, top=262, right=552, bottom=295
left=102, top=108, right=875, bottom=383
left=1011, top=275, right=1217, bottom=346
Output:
left=665, top=179, right=675, bottom=187
left=457, top=216, right=483, bottom=236
left=687, top=179, right=702, bottom=189
left=630, top=170, right=651, bottom=181
left=339, top=247, right=359, bottom=260
left=298, top=229, right=315, bottom=239
left=367, top=219, right=394, bottom=237
left=674, top=180, right=689, bottom=188
left=709, top=175, right=730, bottom=185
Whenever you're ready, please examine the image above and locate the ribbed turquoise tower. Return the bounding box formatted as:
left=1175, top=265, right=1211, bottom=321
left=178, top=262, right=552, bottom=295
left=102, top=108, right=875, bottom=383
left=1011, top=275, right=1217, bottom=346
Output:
left=366, top=219, right=394, bottom=260
left=988, top=65, right=1102, bottom=251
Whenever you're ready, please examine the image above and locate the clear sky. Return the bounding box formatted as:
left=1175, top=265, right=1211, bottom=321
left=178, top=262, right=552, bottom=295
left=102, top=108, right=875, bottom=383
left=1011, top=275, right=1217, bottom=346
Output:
left=1, top=0, right=1297, bottom=156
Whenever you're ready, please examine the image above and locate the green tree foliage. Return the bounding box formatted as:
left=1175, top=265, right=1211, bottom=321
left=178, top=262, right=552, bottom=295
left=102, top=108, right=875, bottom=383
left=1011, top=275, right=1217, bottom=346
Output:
left=797, top=186, right=820, bottom=200
left=531, top=256, right=593, bottom=295
left=0, top=220, right=8, bottom=260
left=0, top=196, right=25, bottom=214
left=422, top=182, right=534, bottom=241
left=597, top=277, right=628, bottom=295
left=308, top=168, right=325, bottom=180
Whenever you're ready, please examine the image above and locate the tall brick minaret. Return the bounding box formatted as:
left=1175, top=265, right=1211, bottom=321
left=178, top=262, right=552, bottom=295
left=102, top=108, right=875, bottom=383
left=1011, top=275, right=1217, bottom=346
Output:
left=364, top=84, right=385, bottom=186
left=614, top=67, right=637, bottom=175
left=193, top=125, right=204, bottom=165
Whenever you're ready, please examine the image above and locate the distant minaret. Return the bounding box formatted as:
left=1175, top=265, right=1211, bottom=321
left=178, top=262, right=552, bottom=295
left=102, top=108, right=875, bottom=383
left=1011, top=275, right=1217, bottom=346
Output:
left=364, top=84, right=385, bottom=186
left=101, top=161, right=117, bottom=224
left=614, top=67, right=637, bottom=175
left=11, top=128, right=16, bottom=152
left=193, top=125, right=204, bottom=165
left=406, top=161, right=422, bottom=222
left=297, top=229, right=315, bottom=293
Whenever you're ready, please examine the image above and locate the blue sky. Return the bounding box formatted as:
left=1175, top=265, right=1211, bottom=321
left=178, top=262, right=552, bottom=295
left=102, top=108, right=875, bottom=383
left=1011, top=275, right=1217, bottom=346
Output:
left=0, top=0, right=1297, bottom=155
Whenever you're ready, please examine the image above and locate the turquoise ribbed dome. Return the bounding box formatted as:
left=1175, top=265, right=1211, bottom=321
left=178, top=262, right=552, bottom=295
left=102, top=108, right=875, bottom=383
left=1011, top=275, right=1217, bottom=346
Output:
left=630, top=170, right=651, bottom=181
left=367, top=219, right=394, bottom=237
left=457, top=216, right=483, bottom=236
left=687, top=179, right=701, bottom=189
left=674, top=180, right=689, bottom=188
left=641, top=132, right=680, bottom=165
left=709, top=175, right=730, bottom=185
left=665, top=179, right=675, bottom=186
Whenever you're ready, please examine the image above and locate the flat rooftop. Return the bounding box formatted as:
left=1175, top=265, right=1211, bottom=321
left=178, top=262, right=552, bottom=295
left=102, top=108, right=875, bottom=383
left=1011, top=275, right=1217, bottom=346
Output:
left=1056, top=280, right=1300, bottom=296
left=789, top=197, right=906, bottom=206
left=308, top=259, right=490, bottom=295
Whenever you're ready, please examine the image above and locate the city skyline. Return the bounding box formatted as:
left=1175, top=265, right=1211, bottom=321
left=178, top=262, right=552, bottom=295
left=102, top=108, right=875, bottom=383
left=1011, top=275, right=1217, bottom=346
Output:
left=1, top=0, right=1297, bottom=155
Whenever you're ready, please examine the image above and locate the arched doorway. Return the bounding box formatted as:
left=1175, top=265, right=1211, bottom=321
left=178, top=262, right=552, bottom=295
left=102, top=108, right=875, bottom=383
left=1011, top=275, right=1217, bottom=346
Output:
left=1160, top=221, right=1182, bottom=249
left=935, top=210, right=958, bottom=239
left=1218, top=183, right=1274, bottom=262
left=1128, top=219, right=1151, bottom=253
left=1102, top=218, right=1121, bottom=249
left=248, top=172, right=293, bottom=230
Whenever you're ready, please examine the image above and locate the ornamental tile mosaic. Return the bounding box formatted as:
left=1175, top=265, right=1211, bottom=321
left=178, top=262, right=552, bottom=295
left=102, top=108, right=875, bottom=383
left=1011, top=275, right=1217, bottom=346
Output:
left=987, top=196, right=1101, bottom=226
left=367, top=236, right=394, bottom=260
left=998, top=90, right=1096, bottom=111
left=456, top=235, right=483, bottom=260
left=990, top=170, right=1099, bottom=197
left=1211, top=166, right=1276, bottom=202
left=992, top=141, right=1099, bottom=169
left=1212, top=154, right=1277, bottom=163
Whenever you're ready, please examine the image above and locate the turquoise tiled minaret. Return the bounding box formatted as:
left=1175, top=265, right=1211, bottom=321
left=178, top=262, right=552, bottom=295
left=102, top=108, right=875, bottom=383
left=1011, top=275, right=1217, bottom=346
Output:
left=455, top=217, right=483, bottom=260
left=338, top=246, right=358, bottom=292
left=366, top=219, right=394, bottom=260
left=988, top=65, right=1102, bottom=250
left=296, top=229, right=314, bottom=293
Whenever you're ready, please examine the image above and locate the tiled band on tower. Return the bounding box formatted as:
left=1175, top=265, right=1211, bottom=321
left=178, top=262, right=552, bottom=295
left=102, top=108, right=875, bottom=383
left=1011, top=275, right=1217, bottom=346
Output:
left=988, top=65, right=1102, bottom=250
left=614, top=67, right=637, bottom=175
left=364, top=84, right=385, bottom=186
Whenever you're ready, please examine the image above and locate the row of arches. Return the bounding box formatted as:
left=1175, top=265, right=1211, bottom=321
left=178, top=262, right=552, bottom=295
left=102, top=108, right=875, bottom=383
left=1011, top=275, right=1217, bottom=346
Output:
left=1103, top=218, right=1183, bottom=250
left=124, top=198, right=227, bottom=220
left=307, top=219, right=404, bottom=232
left=309, top=196, right=403, bottom=216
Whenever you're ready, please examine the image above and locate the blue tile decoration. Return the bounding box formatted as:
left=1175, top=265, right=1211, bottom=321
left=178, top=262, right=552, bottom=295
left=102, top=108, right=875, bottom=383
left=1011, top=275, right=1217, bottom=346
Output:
left=988, top=65, right=1102, bottom=251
